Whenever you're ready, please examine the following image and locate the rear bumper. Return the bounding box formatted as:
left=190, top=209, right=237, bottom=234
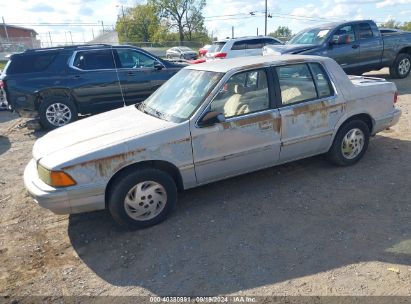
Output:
left=373, top=108, right=401, bottom=134
left=24, top=159, right=106, bottom=214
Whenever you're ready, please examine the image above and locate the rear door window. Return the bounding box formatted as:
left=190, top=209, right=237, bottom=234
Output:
left=72, top=49, right=116, bottom=70
left=276, top=64, right=317, bottom=105
left=245, top=39, right=264, bottom=49
left=359, top=23, right=373, bottom=39
left=231, top=41, right=246, bottom=50
left=7, top=52, right=58, bottom=74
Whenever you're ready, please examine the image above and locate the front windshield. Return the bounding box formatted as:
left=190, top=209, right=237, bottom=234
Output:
left=139, top=69, right=223, bottom=122
left=288, top=28, right=331, bottom=45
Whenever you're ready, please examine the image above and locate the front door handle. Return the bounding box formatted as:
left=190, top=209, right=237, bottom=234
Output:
left=352, top=44, right=359, bottom=49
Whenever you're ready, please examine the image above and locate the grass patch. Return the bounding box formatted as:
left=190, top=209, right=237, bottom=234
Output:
left=0, top=62, right=6, bottom=71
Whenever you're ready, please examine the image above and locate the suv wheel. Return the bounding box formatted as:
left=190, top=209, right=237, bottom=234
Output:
left=39, top=96, right=77, bottom=129
left=390, top=53, right=411, bottom=79
left=108, top=168, right=177, bottom=229
left=327, top=120, right=370, bottom=166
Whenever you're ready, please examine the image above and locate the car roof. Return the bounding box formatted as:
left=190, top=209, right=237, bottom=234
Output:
left=186, top=55, right=332, bottom=73
left=213, top=36, right=280, bottom=44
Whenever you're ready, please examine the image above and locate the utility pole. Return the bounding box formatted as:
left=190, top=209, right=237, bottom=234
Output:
left=257, top=28, right=259, bottom=36
left=2, top=17, right=9, bottom=42
left=68, top=31, right=73, bottom=45
left=232, top=26, right=234, bottom=39
left=92, top=28, right=95, bottom=39
left=101, top=21, right=104, bottom=34
left=48, top=32, right=52, bottom=47
left=265, top=0, right=268, bottom=36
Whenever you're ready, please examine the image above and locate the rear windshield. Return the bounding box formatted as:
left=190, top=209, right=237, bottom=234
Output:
left=208, top=42, right=226, bottom=53
left=6, top=52, right=58, bottom=74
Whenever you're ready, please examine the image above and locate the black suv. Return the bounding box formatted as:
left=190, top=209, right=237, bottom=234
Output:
left=0, top=44, right=184, bottom=129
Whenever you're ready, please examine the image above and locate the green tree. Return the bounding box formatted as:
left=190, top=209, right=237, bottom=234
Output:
left=149, top=0, right=206, bottom=43
left=400, top=21, right=411, bottom=31
left=269, top=26, right=292, bottom=41
left=380, top=19, right=401, bottom=29
left=115, top=4, right=160, bottom=43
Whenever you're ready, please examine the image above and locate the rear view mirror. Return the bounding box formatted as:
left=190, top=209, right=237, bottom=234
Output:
left=154, top=61, right=163, bottom=70
left=198, top=111, right=226, bottom=127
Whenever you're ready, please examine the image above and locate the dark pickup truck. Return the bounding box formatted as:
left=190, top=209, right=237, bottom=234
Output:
left=263, top=20, right=411, bottom=78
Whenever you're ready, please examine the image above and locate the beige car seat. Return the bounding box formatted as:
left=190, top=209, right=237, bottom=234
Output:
left=223, top=84, right=248, bottom=117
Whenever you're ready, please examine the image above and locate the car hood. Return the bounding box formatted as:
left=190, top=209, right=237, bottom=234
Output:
left=33, top=105, right=175, bottom=167
left=264, top=44, right=319, bottom=54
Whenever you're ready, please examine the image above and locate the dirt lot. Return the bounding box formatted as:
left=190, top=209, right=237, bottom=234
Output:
left=0, top=68, right=410, bottom=300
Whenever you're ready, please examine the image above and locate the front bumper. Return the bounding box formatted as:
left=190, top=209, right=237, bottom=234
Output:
left=24, top=159, right=106, bottom=214
left=373, top=108, right=401, bottom=135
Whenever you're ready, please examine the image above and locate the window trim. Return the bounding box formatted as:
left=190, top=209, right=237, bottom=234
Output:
left=115, top=47, right=164, bottom=70
left=69, top=48, right=118, bottom=71
left=272, top=62, right=336, bottom=108
left=195, top=66, right=277, bottom=127
left=68, top=47, right=164, bottom=71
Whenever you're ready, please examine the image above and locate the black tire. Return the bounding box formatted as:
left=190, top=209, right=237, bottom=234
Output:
left=327, top=120, right=370, bottom=166
left=389, top=53, right=411, bottom=79
left=108, top=168, right=177, bottom=229
left=39, top=96, right=77, bottom=130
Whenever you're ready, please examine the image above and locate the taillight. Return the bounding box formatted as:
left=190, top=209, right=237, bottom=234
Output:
left=394, top=91, right=398, bottom=104
left=214, top=52, right=227, bottom=59
left=0, top=80, right=4, bottom=89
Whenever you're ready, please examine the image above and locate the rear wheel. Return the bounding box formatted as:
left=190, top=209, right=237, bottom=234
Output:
left=327, top=120, right=370, bottom=166
left=39, top=96, right=77, bottom=129
left=108, top=168, right=177, bottom=229
left=390, top=53, right=411, bottom=79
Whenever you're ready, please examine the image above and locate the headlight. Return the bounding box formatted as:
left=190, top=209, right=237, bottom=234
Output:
left=37, top=163, right=77, bottom=187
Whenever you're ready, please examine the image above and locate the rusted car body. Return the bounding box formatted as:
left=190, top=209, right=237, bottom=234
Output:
left=24, top=55, right=401, bottom=227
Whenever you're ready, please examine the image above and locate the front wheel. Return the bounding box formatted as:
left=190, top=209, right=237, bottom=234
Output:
left=390, top=53, right=411, bottom=79
left=108, top=168, right=177, bottom=229
left=327, top=120, right=370, bottom=166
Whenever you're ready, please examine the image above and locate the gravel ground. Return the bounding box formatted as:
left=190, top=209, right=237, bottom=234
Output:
left=0, top=68, right=410, bottom=300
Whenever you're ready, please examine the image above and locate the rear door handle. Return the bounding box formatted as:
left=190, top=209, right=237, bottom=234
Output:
left=73, top=75, right=81, bottom=79
left=352, top=44, right=359, bottom=49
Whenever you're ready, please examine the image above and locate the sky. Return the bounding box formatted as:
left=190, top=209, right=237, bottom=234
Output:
left=1, top=0, right=411, bottom=47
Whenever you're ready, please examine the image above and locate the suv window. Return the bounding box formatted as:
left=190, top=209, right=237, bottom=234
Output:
left=7, top=52, right=58, bottom=74
left=117, top=49, right=157, bottom=68
left=359, top=23, right=373, bottom=39
left=276, top=64, right=317, bottom=105
left=210, top=69, right=269, bottom=118
left=73, top=49, right=115, bottom=70
left=245, top=39, right=264, bottom=49
left=231, top=41, right=246, bottom=51
left=264, top=38, right=280, bottom=46
left=209, top=42, right=226, bottom=52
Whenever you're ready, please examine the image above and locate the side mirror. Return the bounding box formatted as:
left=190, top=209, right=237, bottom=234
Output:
left=154, top=61, right=163, bottom=70
left=198, top=111, right=226, bottom=127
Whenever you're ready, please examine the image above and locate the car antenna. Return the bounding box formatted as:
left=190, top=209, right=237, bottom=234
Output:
left=110, top=45, right=127, bottom=107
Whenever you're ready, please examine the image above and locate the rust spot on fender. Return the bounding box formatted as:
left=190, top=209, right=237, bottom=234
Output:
left=167, top=137, right=191, bottom=145
left=62, top=147, right=146, bottom=174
